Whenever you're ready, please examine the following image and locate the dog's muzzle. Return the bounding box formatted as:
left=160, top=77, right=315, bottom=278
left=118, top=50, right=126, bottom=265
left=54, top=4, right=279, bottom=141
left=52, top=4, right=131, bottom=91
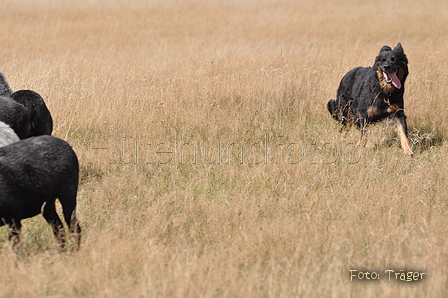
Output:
left=382, top=70, right=401, bottom=89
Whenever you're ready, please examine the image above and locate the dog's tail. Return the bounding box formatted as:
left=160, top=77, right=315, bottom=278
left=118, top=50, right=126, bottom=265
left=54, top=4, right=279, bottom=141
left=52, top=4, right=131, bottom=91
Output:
left=327, top=99, right=341, bottom=122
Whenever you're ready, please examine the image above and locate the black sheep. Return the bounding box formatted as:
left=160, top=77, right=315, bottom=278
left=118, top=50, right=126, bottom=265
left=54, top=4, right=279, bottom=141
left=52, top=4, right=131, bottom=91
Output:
left=0, top=121, right=20, bottom=147
left=0, top=135, right=81, bottom=252
left=0, top=71, right=52, bottom=138
left=10, top=90, right=53, bottom=136
left=0, top=71, right=12, bottom=97
left=0, top=96, right=30, bottom=139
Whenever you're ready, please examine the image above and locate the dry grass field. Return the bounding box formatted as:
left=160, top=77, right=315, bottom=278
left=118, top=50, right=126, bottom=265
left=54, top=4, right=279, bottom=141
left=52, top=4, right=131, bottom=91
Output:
left=1, top=0, right=448, bottom=297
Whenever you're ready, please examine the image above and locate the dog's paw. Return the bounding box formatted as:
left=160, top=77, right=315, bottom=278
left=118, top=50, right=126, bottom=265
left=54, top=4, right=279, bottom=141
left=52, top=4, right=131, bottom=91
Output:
left=403, top=148, right=414, bottom=157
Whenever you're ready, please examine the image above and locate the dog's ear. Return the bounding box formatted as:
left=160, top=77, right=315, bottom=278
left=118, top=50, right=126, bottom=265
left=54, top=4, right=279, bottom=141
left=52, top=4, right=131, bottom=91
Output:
left=394, top=43, right=404, bottom=53
left=375, top=45, right=392, bottom=66
left=379, top=45, right=392, bottom=53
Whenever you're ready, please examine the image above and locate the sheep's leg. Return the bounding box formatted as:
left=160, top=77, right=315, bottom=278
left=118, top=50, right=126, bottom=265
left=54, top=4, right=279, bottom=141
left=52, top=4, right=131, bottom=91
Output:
left=41, top=201, right=66, bottom=252
left=59, top=190, right=81, bottom=251
left=67, top=209, right=81, bottom=251
left=7, top=219, right=21, bottom=253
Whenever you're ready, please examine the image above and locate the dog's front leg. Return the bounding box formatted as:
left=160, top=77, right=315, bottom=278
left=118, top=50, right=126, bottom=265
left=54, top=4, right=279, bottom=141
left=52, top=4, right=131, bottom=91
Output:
left=394, top=116, right=413, bottom=156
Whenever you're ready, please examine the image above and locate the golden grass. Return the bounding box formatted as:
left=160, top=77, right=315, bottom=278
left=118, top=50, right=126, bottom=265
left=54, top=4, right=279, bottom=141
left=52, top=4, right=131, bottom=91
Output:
left=1, top=0, right=448, bottom=296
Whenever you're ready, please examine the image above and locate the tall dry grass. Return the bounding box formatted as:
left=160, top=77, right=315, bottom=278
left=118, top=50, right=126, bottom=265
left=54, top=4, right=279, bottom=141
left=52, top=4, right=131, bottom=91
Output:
left=1, top=0, right=448, bottom=297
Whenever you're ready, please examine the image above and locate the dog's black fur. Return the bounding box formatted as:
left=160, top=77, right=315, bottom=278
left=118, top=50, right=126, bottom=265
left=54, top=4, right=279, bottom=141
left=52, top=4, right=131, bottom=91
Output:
left=0, top=135, right=81, bottom=252
left=10, top=90, right=53, bottom=136
left=327, top=43, right=413, bottom=155
left=0, top=96, right=31, bottom=139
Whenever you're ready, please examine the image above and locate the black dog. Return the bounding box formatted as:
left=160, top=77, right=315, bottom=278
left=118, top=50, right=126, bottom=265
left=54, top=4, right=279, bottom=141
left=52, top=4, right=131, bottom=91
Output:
left=327, top=43, right=413, bottom=155
left=0, top=135, right=81, bottom=252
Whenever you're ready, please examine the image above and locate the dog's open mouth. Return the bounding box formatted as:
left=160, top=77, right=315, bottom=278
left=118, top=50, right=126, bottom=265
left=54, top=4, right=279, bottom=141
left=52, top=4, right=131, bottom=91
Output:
left=383, top=71, right=402, bottom=89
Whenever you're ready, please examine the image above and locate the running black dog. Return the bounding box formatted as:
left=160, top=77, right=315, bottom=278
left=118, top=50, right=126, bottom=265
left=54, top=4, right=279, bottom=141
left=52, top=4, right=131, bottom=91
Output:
left=327, top=43, right=413, bottom=155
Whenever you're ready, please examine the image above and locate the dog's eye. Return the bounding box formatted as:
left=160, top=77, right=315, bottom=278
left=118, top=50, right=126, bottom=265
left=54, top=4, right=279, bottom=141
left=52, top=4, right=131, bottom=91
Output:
left=391, top=56, right=395, bottom=61
left=381, top=57, right=386, bottom=61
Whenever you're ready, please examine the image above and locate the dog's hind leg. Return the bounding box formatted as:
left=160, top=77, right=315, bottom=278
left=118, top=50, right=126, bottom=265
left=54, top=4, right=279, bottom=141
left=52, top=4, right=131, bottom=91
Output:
left=339, top=122, right=352, bottom=142
left=357, top=127, right=367, bottom=147
left=356, top=118, right=374, bottom=148
left=393, top=117, right=413, bottom=156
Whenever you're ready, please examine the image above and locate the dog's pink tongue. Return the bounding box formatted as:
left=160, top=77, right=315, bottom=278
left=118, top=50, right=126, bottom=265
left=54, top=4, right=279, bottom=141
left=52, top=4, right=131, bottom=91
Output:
left=389, top=72, right=402, bottom=89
